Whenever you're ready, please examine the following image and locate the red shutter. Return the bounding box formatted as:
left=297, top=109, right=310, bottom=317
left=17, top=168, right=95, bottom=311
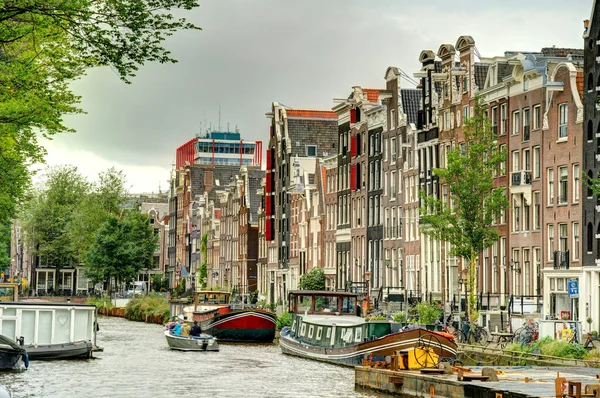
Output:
left=351, top=165, right=357, bottom=191
left=350, top=108, right=356, bottom=124
left=266, top=218, right=272, bottom=241
left=266, top=149, right=271, bottom=170
left=351, top=135, right=357, bottom=157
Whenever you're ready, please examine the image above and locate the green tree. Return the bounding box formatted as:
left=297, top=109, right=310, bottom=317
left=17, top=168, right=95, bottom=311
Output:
left=67, top=168, right=128, bottom=264
left=420, top=97, right=509, bottom=325
left=24, top=166, right=89, bottom=270
left=86, top=211, right=158, bottom=295
left=0, top=0, right=200, bottom=226
left=199, top=233, right=208, bottom=288
left=298, top=267, right=326, bottom=291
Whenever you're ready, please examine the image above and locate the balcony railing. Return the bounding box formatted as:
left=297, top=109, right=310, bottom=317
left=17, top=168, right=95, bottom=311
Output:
left=511, top=170, right=532, bottom=186
left=553, top=250, right=570, bottom=269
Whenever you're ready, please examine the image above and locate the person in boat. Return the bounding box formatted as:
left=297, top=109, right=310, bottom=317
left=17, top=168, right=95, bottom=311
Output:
left=181, top=318, right=191, bottom=336
left=190, top=321, right=202, bottom=337
left=172, top=320, right=183, bottom=335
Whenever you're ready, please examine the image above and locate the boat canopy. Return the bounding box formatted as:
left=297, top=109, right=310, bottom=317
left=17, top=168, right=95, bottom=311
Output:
left=193, top=291, right=230, bottom=305
left=287, top=291, right=358, bottom=315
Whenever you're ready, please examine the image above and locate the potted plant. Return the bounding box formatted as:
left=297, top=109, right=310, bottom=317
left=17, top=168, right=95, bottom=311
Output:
left=591, top=330, right=598, bottom=339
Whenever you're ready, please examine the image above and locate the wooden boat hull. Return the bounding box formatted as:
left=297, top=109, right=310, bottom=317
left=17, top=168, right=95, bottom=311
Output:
left=25, top=340, right=93, bottom=360
left=196, top=310, right=277, bottom=343
left=164, top=331, right=219, bottom=351
left=279, top=327, right=457, bottom=367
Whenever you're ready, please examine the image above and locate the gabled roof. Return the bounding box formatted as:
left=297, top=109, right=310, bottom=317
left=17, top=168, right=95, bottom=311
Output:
left=474, top=64, right=489, bottom=89
left=363, top=88, right=382, bottom=103
left=400, top=89, right=422, bottom=126
left=286, top=110, right=337, bottom=119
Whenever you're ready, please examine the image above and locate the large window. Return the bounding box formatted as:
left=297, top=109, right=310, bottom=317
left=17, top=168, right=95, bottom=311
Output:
left=533, top=191, right=540, bottom=230
left=547, top=168, right=554, bottom=205
left=533, top=146, right=540, bottom=179
left=513, top=196, right=520, bottom=232
left=500, top=103, right=507, bottom=135
left=573, top=222, right=580, bottom=261
left=390, top=171, right=396, bottom=200
left=512, top=110, right=520, bottom=135
left=523, top=108, right=530, bottom=141
left=558, top=166, right=568, bottom=205
left=548, top=224, right=554, bottom=262
left=559, top=103, right=568, bottom=139
left=573, top=164, right=580, bottom=203
left=533, top=104, right=541, bottom=130
left=559, top=223, right=568, bottom=252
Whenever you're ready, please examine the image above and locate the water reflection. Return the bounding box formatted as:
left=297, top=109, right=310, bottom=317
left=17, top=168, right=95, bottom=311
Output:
left=0, top=316, right=388, bottom=398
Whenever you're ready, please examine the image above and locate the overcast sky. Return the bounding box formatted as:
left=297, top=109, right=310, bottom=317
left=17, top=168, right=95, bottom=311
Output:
left=37, top=0, right=593, bottom=193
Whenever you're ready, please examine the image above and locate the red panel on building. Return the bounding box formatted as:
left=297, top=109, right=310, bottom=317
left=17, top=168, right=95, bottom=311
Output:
left=175, top=139, right=196, bottom=169
left=351, top=135, right=357, bottom=157
left=350, top=164, right=357, bottom=191
left=265, top=171, right=272, bottom=193
left=350, top=108, right=356, bottom=124
left=266, top=149, right=271, bottom=171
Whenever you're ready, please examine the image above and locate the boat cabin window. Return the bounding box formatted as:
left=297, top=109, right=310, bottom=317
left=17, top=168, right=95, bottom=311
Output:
left=314, top=296, right=338, bottom=313
left=341, top=297, right=355, bottom=314
left=297, top=296, right=313, bottom=313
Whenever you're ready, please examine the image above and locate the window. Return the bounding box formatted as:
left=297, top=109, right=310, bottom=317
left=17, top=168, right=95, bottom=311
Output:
left=463, top=105, right=469, bottom=122
left=533, top=146, right=540, bottom=179
left=533, top=191, right=540, bottom=230
left=559, top=103, right=568, bottom=139
left=573, top=164, right=580, bottom=203
left=548, top=224, right=554, bottom=262
left=500, top=103, right=507, bottom=135
left=523, top=200, right=530, bottom=231
left=512, top=110, right=520, bottom=135
left=499, top=145, right=506, bottom=176
left=523, top=108, right=530, bottom=141
left=559, top=223, right=568, bottom=252
left=306, top=145, right=317, bottom=157
left=390, top=171, right=396, bottom=200
left=513, top=195, right=521, bottom=232
left=445, top=111, right=451, bottom=130
left=533, top=105, right=541, bottom=130
left=391, top=138, right=397, bottom=163
left=491, top=106, right=498, bottom=133
left=390, top=109, right=396, bottom=130
left=463, top=75, right=469, bottom=93
left=558, top=166, right=568, bottom=205
left=547, top=168, right=554, bottom=205
left=512, top=151, right=520, bottom=172
left=573, top=222, right=580, bottom=261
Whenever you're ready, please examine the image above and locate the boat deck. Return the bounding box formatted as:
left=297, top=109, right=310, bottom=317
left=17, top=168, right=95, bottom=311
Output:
left=300, top=314, right=365, bottom=326
left=356, top=365, right=600, bottom=398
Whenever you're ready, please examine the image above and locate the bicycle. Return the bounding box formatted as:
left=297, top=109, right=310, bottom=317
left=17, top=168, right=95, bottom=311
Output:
left=442, top=321, right=488, bottom=345
left=583, top=333, right=599, bottom=350
left=512, top=320, right=539, bottom=346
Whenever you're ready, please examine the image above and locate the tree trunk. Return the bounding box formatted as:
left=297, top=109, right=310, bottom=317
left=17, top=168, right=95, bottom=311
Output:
left=467, top=249, right=479, bottom=328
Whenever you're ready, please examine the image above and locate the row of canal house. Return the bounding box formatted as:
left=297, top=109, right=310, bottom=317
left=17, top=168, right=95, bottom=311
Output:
left=250, top=34, right=600, bottom=334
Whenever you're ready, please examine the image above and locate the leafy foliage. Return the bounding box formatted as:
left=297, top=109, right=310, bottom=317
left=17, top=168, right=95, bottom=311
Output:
left=86, top=296, right=114, bottom=309
left=276, top=312, right=292, bottom=330
left=505, top=336, right=589, bottom=360
left=413, top=301, right=443, bottom=325
left=298, top=267, right=325, bottom=291
left=23, top=166, right=89, bottom=269
left=392, top=311, right=407, bottom=323
left=0, top=0, right=200, bottom=227
left=86, top=211, right=158, bottom=292
left=199, top=233, right=208, bottom=288
left=125, top=294, right=170, bottom=323
left=420, top=96, right=509, bottom=323
left=151, top=274, right=169, bottom=292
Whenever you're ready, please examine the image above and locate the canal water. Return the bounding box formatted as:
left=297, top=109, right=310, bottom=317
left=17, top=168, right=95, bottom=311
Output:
left=0, top=316, right=388, bottom=398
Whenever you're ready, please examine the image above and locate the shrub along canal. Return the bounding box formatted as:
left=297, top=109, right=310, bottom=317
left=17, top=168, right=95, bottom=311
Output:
left=0, top=316, right=389, bottom=398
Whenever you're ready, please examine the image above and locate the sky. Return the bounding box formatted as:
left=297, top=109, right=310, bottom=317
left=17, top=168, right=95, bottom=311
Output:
left=37, top=0, right=594, bottom=193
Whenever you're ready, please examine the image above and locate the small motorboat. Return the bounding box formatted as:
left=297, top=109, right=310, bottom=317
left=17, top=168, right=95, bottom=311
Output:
left=0, top=335, right=28, bottom=370
left=164, top=330, right=219, bottom=352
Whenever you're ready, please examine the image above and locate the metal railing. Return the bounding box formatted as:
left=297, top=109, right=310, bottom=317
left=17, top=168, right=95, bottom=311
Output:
left=508, top=295, right=543, bottom=315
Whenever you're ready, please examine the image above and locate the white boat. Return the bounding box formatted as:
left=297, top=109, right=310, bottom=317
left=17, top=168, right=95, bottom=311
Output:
left=0, top=296, right=100, bottom=360
left=164, top=330, right=219, bottom=351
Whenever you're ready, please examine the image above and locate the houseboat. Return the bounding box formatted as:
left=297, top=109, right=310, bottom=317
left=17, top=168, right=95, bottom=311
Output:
left=279, top=290, right=457, bottom=367
left=170, top=291, right=276, bottom=343
left=0, top=284, right=99, bottom=360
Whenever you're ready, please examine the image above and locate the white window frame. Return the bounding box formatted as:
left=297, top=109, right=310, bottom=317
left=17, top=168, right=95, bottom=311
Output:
left=573, top=222, right=580, bottom=261
left=547, top=168, right=554, bottom=205
left=547, top=224, right=554, bottom=262
left=558, top=103, right=568, bottom=140
left=512, top=110, right=520, bottom=135
left=573, top=164, right=580, bottom=203
left=533, top=104, right=541, bottom=130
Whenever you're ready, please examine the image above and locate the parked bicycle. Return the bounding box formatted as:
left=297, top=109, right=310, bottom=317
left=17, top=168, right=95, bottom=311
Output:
left=512, top=320, right=539, bottom=346
left=442, top=321, right=488, bottom=345
left=583, top=333, right=599, bottom=350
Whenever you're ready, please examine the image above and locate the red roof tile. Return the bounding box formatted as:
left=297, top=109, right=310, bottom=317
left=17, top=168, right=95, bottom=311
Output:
left=576, top=72, right=584, bottom=102
left=363, top=88, right=382, bottom=103
left=286, top=109, right=338, bottom=119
